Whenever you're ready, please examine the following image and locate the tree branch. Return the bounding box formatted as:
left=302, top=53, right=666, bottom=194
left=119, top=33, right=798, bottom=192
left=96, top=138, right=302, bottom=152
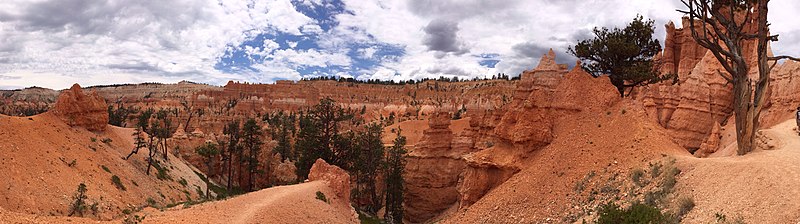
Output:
left=769, top=55, right=800, bottom=62
left=716, top=69, right=733, bottom=83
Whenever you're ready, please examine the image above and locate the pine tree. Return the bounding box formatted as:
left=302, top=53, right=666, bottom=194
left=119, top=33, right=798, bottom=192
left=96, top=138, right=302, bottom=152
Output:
left=358, top=123, right=385, bottom=214
left=223, top=120, right=241, bottom=192
left=195, top=142, right=219, bottom=199
left=384, top=130, right=407, bottom=223
left=241, top=118, right=264, bottom=191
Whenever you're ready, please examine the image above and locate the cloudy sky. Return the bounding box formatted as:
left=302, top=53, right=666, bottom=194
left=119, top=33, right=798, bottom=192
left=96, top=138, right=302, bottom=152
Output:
left=0, top=0, right=798, bottom=90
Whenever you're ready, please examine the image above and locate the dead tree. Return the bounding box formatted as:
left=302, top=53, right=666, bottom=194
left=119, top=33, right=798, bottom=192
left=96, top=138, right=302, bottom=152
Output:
left=679, top=0, right=800, bottom=155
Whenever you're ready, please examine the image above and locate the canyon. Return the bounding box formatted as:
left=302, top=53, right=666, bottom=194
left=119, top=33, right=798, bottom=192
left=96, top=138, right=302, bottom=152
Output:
left=2, top=16, right=800, bottom=224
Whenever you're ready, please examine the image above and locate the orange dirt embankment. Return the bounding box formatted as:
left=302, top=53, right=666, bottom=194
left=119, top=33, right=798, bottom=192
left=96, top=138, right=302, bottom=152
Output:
left=444, top=101, right=690, bottom=223
left=0, top=112, right=205, bottom=220
left=676, top=119, right=800, bottom=223
left=142, top=181, right=356, bottom=224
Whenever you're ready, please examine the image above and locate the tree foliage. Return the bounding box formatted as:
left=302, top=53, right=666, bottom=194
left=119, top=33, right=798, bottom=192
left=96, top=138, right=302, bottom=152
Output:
left=384, top=130, right=407, bottom=224
left=569, top=15, right=676, bottom=97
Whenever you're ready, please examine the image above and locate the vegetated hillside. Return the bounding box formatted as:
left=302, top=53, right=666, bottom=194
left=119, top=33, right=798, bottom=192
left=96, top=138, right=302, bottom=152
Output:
left=0, top=112, right=206, bottom=220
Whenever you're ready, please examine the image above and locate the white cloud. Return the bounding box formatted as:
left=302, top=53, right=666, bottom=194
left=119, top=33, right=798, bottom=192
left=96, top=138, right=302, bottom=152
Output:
left=271, top=49, right=351, bottom=68
left=357, top=47, right=378, bottom=59
left=0, top=0, right=316, bottom=89
left=1, top=0, right=799, bottom=89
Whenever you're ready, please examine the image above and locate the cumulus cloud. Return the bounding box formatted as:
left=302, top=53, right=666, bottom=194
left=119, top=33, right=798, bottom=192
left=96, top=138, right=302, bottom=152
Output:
left=422, top=19, right=469, bottom=57
left=0, top=0, right=316, bottom=89
left=1, top=0, right=799, bottom=89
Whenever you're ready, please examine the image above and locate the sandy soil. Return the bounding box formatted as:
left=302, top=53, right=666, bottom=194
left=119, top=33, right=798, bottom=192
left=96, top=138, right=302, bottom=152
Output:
left=0, top=113, right=205, bottom=220
left=141, top=181, right=356, bottom=224
left=677, top=119, right=800, bottom=223
left=443, top=102, right=691, bottom=223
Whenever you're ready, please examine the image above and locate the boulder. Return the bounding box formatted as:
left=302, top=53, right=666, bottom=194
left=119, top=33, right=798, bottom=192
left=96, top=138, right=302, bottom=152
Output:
left=273, top=159, right=298, bottom=184
left=308, top=159, right=351, bottom=203
left=51, top=84, right=109, bottom=131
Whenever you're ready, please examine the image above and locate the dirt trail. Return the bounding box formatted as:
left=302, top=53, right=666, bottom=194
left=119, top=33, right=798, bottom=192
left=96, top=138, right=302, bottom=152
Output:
left=677, top=119, right=800, bottom=223
left=142, top=181, right=356, bottom=224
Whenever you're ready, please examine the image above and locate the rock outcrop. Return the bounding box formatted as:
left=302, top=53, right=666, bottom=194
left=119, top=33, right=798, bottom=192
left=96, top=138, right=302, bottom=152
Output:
left=761, top=60, right=800, bottom=127
left=309, top=159, right=351, bottom=203
left=51, top=84, right=109, bottom=131
left=637, top=17, right=766, bottom=150
left=404, top=108, right=472, bottom=223
left=455, top=54, right=620, bottom=212
left=694, top=122, right=722, bottom=157
left=493, top=49, right=566, bottom=147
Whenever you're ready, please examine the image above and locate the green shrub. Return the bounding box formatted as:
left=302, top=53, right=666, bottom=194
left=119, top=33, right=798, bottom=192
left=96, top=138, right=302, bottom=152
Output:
left=315, top=191, right=328, bottom=203
left=178, top=178, right=188, bottom=187
left=112, top=175, right=126, bottom=191
left=101, top=138, right=113, bottom=144
left=152, top=162, right=172, bottom=181
left=101, top=165, right=111, bottom=173
left=69, top=183, right=89, bottom=217
left=597, top=202, right=674, bottom=224
left=90, top=137, right=97, bottom=142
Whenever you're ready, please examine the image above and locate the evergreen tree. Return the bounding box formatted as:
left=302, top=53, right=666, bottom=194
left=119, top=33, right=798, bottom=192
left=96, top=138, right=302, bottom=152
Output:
left=195, top=142, right=219, bottom=199
left=295, top=98, right=354, bottom=180
left=357, top=123, right=385, bottom=214
left=384, top=130, right=407, bottom=223
left=569, top=15, right=675, bottom=97
left=241, top=118, right=264, bottom=191
left=223, top=120, right=241, bottom=192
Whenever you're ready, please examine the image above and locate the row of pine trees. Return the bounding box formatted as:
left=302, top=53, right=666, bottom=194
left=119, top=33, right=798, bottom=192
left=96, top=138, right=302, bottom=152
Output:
left=122, top=98, right=407, bottom=223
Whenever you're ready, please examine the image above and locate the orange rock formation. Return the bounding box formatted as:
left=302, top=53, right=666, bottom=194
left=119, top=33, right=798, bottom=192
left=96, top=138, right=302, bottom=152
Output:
left=51, top=84, right=109, bottom=131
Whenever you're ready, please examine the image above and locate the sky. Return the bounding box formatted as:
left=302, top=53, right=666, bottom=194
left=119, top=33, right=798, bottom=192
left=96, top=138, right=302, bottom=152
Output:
left=0, top=0, right=798, bottom=90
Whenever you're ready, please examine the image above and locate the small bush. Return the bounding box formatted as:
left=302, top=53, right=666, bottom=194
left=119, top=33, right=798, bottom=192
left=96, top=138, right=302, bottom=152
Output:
left=597, top=202, right=674, bottom=224
left=153, top=162, right=172, bottom=181
left=90, top=202, right=99, bottom=215
left=676, top=196, right=695, bottom=219
left=123, top=214, right=145, bottom=224
left=68, top=159, right=77, bottom=167
left=112, top=175, right=126, bottom=191
left=631, top=168, right=645, bottom=186
left=101, top=138, right=113, bottom=144
left=178, top=178, right=188, bottom=187
left=69, top=183, right=89, bottom=217
left=146, top=197, right=157, bottom=207
left=715, top=212, right=746, bottom=224
left=315, top=191, right=328, bottom=203
left=650, top=162, right=663, bottom=178
left=90, top=137, right=97, bottom=142
left=101, top=165, right=111, bottom=173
